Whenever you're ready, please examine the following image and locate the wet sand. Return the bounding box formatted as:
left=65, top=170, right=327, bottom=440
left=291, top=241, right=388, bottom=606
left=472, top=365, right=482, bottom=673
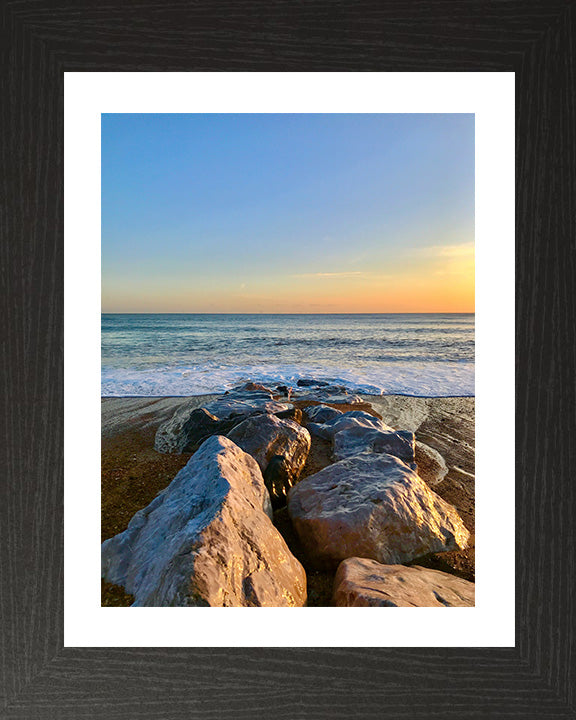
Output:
left=101, top=394, right=475, bottom=606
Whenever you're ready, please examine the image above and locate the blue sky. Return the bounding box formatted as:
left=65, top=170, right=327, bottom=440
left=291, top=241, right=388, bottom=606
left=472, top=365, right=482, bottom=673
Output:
left=102, top=113, right=474, bottom=312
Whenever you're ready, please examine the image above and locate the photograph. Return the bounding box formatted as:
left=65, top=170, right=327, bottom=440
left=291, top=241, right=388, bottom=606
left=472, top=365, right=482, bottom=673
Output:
left=100, top=112, right=476, bottom=608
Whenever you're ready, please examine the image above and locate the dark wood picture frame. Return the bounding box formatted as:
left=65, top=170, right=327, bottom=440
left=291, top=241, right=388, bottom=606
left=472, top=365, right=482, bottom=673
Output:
left=1, top=1, right=574, bottom=717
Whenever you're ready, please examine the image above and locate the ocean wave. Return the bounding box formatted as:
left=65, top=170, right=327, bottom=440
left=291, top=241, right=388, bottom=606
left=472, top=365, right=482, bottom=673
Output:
left=101, top=361, right=475, bottom=398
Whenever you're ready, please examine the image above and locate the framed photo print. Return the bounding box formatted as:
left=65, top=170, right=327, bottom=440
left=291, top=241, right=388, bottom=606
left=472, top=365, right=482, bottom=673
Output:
left=1, top=3, right=573, bottom=718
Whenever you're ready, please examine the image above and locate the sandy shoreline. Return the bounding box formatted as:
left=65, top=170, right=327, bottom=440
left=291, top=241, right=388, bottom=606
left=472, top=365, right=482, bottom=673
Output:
left=102, top=394, right=475, bottom=606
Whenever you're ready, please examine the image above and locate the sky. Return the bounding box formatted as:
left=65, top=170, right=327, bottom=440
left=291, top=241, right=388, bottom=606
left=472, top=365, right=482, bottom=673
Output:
left=102, top=113, right=474, bottom=313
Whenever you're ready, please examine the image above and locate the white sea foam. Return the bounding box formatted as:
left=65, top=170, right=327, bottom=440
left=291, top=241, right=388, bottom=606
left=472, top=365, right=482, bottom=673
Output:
left=101, top=361, right=474, bottom=398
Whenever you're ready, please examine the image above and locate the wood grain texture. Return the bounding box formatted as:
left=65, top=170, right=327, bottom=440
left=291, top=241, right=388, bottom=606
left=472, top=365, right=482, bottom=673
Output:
left=1, top=0, right=574, bottom=717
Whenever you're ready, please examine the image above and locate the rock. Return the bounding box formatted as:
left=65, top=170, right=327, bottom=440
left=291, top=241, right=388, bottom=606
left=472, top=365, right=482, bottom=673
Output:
left=306, top=410, right=392, bottom=443
left=293, top=384, right=365, bottom=406
left=304, top=409, right=414, bottom=464
left=304, top=404, right=343, bottom=424
left=291, top=383, right=365, bottom=405
left=239, top=382, right=273, bottom=394
left=415, top=441, right=449, bottom=486
left=227, top=414, right=311, bottom=481
left=101, top=436, right=307, bottom=607
left=155, top=406, right=247, bottom=454
left=332, top=426, right=415, bottom=463
left=154, top=405, right=223, bottom=454
left=297, top=379, right=330, bottom=387
left=276, top=385, right=291, bottom=396
left=203, top=397, right=292, bottom=420
left=179, top=408, right=238, bottom=453
left=154, top=389, right=297, bottom=454
left=275, top=407, right=303, bottom=424
left=333, top=558, right=475, bottom=607
left=220, top=390, right=274, bottom=401
left=306, top=422, right=336, bottom=441
left=320, top=410, right=392, bottom=437
left=263, top=455, right=296, bottom=509
left=287, top=452, right=469, bottom=568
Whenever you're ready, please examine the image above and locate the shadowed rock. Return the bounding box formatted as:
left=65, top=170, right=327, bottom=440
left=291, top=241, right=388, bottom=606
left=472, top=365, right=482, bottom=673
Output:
left=263, top=454, right=297, bottom=509
left=227, top=414, right=311, bottom=483
left=179, top=408, right=242, bottom=453
left=275, top=407, right=303, bottom=424
left=154, top=405, right=223, bottom=454
left=333, top=558, right=475, bottom=607
left=102, top=436, right=307, bottom=607
left=297, top=379, right=330, bottom=387
left=288, top=452, right=469, bottom=568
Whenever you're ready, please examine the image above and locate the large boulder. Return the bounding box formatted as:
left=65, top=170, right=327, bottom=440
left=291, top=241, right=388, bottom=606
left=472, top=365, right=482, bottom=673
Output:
left=333, top=558, right=475, bottom=607
left=307, top=410, right=393, bottom=441
left=227, top=414, right=311, bottom=506
left=415, top=441, right=449, bottom=486
left=102, top=436, right=307, bottom=607
left=332, top=426, right=415, bottom=464
left=288, top=452, right=469, bottom=568
left=303, top=409, right=414, bottom=464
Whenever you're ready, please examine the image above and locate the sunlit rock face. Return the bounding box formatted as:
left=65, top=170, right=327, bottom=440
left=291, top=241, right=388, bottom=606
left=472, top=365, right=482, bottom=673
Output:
left=307, top=410, right=393, bottom=440
left=414, top=441, right=449, bottom=487
left=332, top=426, right=415, bottom=464
left=227, top=414, right=311, bottom=509
left=287, top=452, right=469, bottom=568
left=102, top=436, right=307, bottom=607
left=333, top=558, right=475, bottom=607
left=289, top=383, right=365, bottom=405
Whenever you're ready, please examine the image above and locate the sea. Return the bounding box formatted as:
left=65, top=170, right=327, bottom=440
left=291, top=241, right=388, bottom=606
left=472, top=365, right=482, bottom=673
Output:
left=101, top=313, right=474, bottom=398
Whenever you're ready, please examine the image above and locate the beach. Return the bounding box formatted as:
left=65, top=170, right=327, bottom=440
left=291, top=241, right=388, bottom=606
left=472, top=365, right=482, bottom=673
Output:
left=102, top=392, right=474, bottom=606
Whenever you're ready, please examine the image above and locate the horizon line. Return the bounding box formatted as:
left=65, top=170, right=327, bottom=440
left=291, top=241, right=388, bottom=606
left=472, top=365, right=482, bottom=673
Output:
left=101, top=311, right=475, bottom=315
